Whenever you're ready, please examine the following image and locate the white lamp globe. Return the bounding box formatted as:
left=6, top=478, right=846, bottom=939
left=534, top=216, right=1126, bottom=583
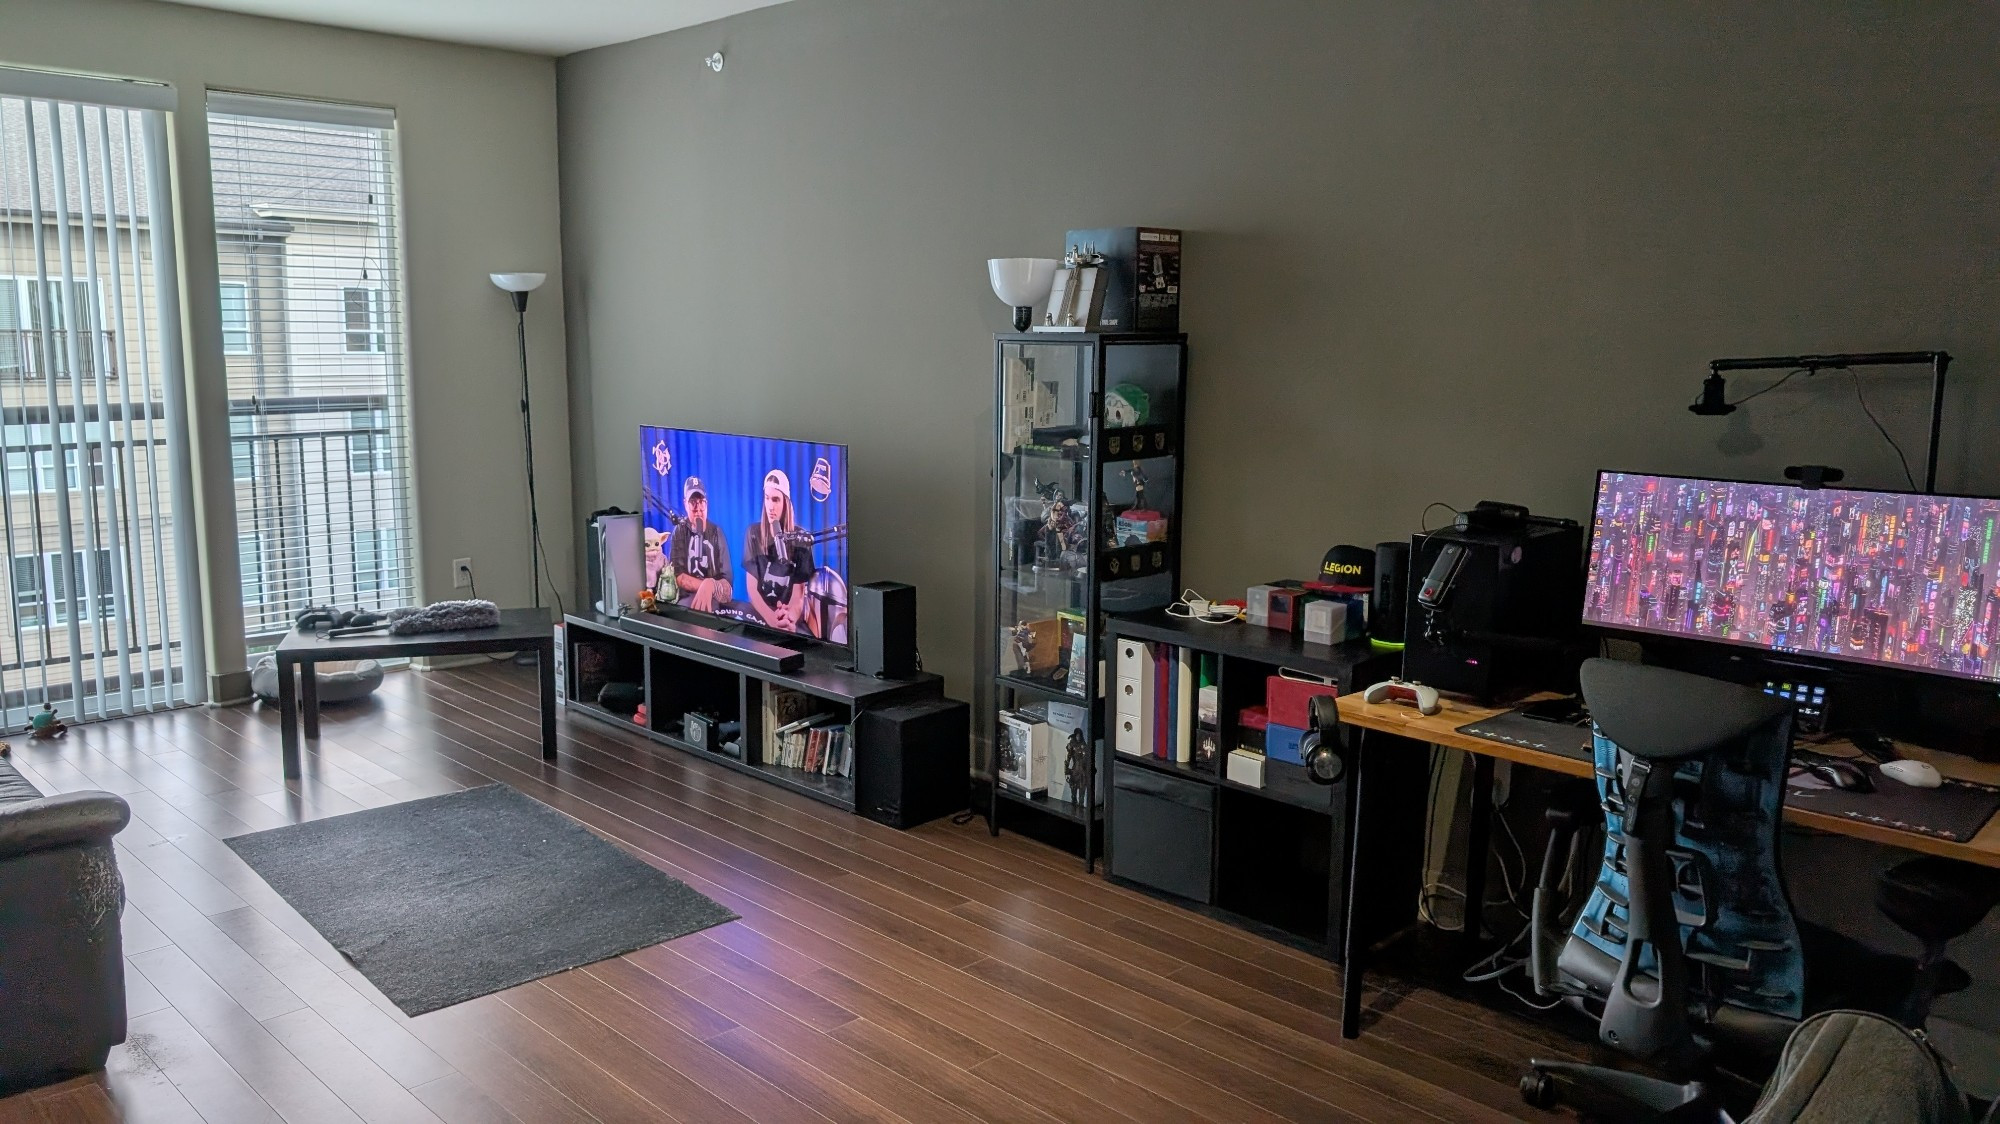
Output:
left=490, top=272, right=547, bottom=293
left=987, top=258, right=1057, bottom=309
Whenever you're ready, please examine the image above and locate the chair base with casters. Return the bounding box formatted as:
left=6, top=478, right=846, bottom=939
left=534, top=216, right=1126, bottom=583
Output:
left=1520, top=1061, right=1716, bottom=1121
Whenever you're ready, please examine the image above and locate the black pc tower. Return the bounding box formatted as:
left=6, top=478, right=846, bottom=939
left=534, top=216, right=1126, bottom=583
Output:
left=1403, top=509, right=1587, bottom=702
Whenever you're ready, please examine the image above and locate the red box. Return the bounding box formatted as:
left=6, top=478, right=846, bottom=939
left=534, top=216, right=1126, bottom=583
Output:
left=1268, top=587, right=1310, bottom=633
left=1237, top=705, right=1269, bottom=731
left=1266, top=675, right=1337, bottom=730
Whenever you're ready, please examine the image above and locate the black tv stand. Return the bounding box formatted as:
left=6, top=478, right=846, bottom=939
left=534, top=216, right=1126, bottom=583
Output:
left=562, top=612, right=969, bottom=826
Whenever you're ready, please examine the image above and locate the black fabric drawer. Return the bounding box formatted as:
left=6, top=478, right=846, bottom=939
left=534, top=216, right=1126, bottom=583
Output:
left=1111, top=765, right=1215, bottom=903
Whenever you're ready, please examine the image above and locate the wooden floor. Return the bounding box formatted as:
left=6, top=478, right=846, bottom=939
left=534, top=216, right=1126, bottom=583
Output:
left=0, top=663, right=1586, bottom=1123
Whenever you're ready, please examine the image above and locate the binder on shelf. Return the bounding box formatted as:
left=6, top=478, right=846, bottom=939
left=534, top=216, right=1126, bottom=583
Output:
left=1168, top=644, right=1184, bottom=764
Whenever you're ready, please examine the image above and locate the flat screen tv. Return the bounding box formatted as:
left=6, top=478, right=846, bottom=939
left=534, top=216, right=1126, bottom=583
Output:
left=1584, top=471, right=2000, bottom=685
left=639, top=426, right=849, bottom=645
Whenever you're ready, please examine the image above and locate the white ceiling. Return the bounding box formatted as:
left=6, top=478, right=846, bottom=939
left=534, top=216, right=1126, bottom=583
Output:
left=150, top=0, right=793, bottom=55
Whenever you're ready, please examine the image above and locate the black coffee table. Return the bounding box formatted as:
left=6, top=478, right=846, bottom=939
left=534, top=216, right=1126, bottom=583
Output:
left=274, top=607, right=556, bottom=779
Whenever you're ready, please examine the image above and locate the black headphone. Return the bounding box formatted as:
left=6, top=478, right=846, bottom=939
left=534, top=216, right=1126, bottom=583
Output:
left=295, top=606, right=386, bottom=631
left=1299, top=694, right=1345, bottom=785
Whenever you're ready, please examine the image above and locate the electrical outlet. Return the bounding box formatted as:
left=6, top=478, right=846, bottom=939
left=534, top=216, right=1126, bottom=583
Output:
left=452, top=558, right=473, bottom=589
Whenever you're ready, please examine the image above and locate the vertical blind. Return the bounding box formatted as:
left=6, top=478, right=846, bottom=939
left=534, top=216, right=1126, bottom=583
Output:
left=207, top=93, right=416, bottom=643
left=0, top=71, right=203, bottom=725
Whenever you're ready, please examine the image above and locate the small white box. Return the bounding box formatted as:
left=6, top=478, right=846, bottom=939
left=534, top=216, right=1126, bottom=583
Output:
left=996, top=711, right=1049, bottom=794
left=1245, top=584, right=1278, bottom=628
left=1226, top=748, right=1266, bottom=788
left=1114, top=712, right=1144, bottom=756
left=1303, top=600, right=1347, bottom=646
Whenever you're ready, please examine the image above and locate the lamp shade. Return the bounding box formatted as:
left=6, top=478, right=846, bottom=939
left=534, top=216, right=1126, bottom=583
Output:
left=489, top=272, right=547, bottom=293
left=987, top=258, right=1058, bottom=309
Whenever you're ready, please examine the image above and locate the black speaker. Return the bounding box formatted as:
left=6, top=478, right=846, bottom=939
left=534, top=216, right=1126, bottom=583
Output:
left=854, top=698, right=969, bottom=828
left=1373, top=541, right=1410, bottom=644
left=852, top=581, right=917, bottom=678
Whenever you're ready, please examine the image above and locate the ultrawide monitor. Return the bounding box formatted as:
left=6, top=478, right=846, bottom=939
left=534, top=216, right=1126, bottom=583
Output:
left=639, top=426, right=849, bottom=645
left=1584, top=471, right=2000, bottom=684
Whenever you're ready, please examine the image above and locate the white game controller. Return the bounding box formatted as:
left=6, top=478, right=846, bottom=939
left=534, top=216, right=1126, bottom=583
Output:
left=1362, top=677, right=1442, bottom=716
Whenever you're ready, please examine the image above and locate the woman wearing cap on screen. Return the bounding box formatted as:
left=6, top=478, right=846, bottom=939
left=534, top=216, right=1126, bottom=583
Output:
left=745, top=469, right=815, bottom=633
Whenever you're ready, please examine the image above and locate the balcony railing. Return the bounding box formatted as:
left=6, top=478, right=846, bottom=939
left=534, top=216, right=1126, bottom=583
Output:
left=232, top=394, right=413, bottom=645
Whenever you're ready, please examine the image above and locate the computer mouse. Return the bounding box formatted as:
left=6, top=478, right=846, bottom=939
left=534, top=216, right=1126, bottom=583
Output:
left=1879, top=759, right=1943, bottom=789
left=1800, top=760, right=1872, bottom=793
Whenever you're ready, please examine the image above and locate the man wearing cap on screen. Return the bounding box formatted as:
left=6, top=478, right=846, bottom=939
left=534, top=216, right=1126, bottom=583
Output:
left=745, top=468, right=816, bottom=633
left=668, top=475, right=734, bottom=612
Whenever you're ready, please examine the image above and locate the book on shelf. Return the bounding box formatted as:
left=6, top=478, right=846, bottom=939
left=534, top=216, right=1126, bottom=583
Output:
left=777, top=714, right=853, bottom=778
left=764, top=686, right=818, bottom=762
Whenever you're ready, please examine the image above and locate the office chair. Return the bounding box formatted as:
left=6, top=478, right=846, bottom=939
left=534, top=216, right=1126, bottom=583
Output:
left=1522, top=659, right=1804, bottom=1119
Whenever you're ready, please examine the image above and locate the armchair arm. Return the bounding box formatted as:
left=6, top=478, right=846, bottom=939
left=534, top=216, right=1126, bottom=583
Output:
left=0, top=791, right=131, bottom=859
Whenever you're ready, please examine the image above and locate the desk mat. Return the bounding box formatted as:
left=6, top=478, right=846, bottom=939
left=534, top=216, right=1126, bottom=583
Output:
left=1785, top=770, right=2000, bottom=842
left=1454, top=710, right=1596, bottom=764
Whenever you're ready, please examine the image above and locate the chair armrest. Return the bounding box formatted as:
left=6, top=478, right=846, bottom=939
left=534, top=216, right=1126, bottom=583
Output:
left=0, top=791, right=131, bottom=859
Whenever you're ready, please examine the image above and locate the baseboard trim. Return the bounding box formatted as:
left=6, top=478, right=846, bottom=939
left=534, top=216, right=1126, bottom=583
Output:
left=209, top=669, right=253, bottom=706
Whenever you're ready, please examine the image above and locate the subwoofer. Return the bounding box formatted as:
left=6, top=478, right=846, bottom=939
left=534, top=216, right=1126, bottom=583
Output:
left=854, top=698, right=969, bottom=828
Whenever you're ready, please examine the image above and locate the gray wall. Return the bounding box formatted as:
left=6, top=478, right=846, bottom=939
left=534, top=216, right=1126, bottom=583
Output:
left=7, top=0, right=571, bottom=696
left=557, top=0, right=2000, bottom=705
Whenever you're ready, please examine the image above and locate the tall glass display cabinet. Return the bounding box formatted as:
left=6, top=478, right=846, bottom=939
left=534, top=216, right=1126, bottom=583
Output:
left=987, top=332, right=1188, bottom=871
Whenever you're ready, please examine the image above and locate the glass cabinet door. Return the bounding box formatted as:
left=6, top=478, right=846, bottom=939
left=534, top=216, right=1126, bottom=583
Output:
left=1097, top=342, right=1181, bottom=615
left=997, top=340, right=1094, bottom=696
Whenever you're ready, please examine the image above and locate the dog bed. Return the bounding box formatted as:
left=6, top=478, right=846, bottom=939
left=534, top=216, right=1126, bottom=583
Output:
left=251, top=655, right=385, bottom=704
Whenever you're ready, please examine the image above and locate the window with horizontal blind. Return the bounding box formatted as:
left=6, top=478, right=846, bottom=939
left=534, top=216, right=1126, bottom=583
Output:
left=208, top=92, right=415, bottom=642
left=0, top=68, right=204, bottom=725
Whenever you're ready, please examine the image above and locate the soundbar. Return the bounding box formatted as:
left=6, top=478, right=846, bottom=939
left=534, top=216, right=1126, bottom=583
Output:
left=617, top=612, right=805, bottom=673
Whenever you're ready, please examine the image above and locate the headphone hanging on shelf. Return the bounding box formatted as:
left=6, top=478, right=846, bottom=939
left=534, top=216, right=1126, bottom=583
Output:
left=1299, top=694, right=1345, bottom=785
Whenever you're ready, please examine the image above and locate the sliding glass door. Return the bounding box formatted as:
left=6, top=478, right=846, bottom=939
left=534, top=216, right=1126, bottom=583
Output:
left=0, top=76, right=203, bottom=724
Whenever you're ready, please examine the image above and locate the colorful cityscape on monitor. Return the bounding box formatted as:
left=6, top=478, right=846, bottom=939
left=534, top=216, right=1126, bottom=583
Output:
left=1584, top=472, right=2000, bottom=684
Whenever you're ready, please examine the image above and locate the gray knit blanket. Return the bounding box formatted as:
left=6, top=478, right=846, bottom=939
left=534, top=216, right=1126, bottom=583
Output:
left=387, top=599, right=501, bottom=635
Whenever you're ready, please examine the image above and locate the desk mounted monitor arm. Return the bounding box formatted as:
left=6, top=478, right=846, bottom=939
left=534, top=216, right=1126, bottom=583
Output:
left=1689, top=351, right=1950, bottom=495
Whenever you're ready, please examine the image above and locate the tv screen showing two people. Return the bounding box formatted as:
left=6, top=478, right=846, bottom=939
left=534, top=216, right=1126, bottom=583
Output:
left=639, top=426, right=850, bottom=644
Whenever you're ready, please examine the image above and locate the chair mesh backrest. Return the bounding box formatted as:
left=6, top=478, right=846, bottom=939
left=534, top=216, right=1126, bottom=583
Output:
left=1570, top=659, right=1806, bottom=1024
left=1581, top=658, right=1789, bottom=760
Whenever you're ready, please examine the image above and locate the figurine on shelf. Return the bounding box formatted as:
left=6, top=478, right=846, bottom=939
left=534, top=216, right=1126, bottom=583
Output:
left=1099, top=491, right=1125, bottom=550
left=1062, top=726, right=1089, bottom=802
left=1012, top=621, right=1037, bottom=677
left=1122, top=461, right=1148, bottom=513
left=1033, top=479, right=1079, bottom=573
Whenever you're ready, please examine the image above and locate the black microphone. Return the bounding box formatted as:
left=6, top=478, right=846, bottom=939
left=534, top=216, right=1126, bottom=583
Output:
left=1689, top=372, right=1736, bottom=416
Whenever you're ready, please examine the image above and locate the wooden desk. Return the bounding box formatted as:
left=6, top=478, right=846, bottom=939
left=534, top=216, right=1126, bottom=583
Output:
left=1335, top=694, right=2000, bottom=867
left=1331, top=692, right=2000, bottom=1038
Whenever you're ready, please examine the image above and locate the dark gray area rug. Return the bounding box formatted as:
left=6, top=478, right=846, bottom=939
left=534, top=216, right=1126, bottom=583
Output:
left=226, top=784, right=736, bottom=1015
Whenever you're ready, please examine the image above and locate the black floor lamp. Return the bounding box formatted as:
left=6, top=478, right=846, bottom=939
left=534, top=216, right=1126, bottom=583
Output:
left=491, top=272, right=549, bottom=610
